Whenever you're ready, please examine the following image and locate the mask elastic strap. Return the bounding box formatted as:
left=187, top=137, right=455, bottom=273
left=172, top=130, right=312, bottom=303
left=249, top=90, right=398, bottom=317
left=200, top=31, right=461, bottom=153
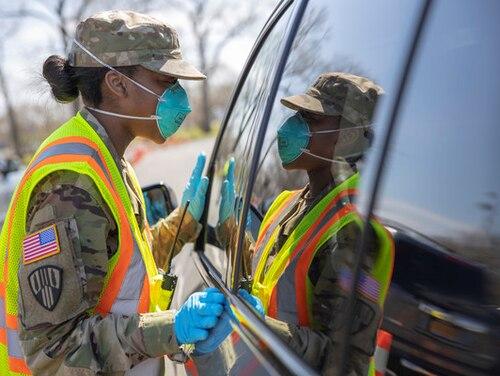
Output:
left=310, top=124, right=371, bottom=135
left=86, top=106, right=158, bottom=121
left=72, top=39, right=161, bottom=99
left=300, top=149, right=352, bottom=164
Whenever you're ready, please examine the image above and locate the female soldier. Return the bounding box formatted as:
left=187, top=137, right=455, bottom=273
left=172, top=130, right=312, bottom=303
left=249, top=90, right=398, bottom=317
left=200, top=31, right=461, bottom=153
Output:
left=0, top=10, right=231, bottom=375
left=217, top=73, right=394, bottom=376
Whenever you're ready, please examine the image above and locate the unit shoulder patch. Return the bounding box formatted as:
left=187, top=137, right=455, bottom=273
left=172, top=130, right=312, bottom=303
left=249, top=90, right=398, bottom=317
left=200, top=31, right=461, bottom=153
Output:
left=28, top=265, right=63, bottom=311
left=23, top=224, right=61, bottom=264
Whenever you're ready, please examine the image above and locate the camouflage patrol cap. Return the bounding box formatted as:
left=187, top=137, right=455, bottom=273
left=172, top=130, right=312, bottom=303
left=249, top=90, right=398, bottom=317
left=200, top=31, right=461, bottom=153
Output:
left=68, top=10, right=206, bottom=80
left=281, top=72, right=382, bottom=126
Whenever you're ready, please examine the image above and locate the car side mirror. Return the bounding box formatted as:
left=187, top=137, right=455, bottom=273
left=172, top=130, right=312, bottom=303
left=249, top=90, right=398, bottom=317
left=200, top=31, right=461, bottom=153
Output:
left=142, top=183, right=178, bottom=227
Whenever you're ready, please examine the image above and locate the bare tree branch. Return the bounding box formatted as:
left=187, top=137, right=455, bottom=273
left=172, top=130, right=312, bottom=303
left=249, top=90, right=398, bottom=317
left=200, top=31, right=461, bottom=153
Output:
left=0, top=20, right=23, bottom=157
left=208, top=12, right=258, bottom=73
left=159, top=0, right=269, bottom=132
left=75, top=0, right=95, bottom=22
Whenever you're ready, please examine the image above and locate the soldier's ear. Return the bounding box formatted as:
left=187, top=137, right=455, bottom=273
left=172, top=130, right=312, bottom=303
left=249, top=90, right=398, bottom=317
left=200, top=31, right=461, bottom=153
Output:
left=103, top=70, right=128, bottom=99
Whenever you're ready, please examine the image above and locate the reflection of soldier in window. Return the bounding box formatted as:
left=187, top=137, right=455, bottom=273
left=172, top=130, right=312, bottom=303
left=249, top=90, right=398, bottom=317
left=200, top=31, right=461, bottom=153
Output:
left=218, top=73, right=394, bottom=376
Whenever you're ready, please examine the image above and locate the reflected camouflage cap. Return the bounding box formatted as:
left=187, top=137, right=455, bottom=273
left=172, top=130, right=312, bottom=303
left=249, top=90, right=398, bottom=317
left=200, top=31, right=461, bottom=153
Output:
left=281, top=72, right=383, bottom=126
left=68, top=10, right=206, bottom=80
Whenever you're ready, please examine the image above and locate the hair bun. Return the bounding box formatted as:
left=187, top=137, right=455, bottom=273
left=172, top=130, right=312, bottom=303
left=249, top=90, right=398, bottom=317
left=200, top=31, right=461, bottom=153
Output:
left=42, top=55, right=79, bottom=103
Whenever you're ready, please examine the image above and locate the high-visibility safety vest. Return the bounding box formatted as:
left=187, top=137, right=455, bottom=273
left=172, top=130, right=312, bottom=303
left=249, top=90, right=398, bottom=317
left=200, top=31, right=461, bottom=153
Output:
left=227, top=173, right=394, bottom=375
left=0, top=113, right=169, bottom=375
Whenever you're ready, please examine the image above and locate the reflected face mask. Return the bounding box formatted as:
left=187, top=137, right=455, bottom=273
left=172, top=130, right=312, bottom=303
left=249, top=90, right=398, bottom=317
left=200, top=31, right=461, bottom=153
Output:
left=276, top=113, right=370, bottom=165
left=277, top=113, right=310, bottom=165
left=73, top=40, right=191, bottom=140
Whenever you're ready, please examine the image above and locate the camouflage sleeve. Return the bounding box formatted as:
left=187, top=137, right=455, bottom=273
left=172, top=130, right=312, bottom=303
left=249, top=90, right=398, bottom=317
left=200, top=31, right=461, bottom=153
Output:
left=264, top=316, right=331, bottom=373
left=216, top=216, right=254, bottom=277
left=18, top=171, right=182, bottom=375
left=149, top=207, right=201, bottom=270
left=191, top=338, right=236, bottom=375
left=264, top=222, right=380, bottom=376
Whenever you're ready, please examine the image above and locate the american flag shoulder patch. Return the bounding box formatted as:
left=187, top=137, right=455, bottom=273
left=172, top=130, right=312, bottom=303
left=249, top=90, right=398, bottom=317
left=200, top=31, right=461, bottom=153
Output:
left=23, top=224, right=61, bottom=265
left=338, top=266, right=380, bottom=302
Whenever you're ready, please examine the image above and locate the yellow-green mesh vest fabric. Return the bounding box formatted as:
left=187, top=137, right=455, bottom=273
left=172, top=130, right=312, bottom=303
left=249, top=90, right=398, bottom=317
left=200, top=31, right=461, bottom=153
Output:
left=249, top=173, right=393, bottom=376
left=251, top=173, right=359, bottom=316
left=0, top=113, right=163, bottom=375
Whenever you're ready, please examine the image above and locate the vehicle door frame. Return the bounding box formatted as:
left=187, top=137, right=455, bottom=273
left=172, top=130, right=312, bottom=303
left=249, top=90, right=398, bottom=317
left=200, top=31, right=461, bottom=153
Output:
left=193, top=1, right=320, bottom=375
left=192, top=0, right=435, bottom=375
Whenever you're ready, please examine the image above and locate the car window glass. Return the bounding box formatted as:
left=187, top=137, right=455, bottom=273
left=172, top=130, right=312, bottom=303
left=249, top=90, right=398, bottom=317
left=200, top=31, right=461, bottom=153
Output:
left=377, top=0, right=500, bottom=310
left=217, top=0, right=420, bottom=374
left=254, top=0, right=421, bottom=208
left=205, top=4, right=294, bottom=278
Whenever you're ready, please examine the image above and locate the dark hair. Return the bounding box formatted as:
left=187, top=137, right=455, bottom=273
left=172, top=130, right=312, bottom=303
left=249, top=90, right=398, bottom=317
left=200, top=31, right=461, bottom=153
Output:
left=42, top=55, right=138, bottom=107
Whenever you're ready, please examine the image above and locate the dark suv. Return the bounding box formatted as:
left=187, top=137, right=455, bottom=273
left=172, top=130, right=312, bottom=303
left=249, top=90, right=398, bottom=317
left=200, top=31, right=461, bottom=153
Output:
left=146, top=0, right=500, bottom=374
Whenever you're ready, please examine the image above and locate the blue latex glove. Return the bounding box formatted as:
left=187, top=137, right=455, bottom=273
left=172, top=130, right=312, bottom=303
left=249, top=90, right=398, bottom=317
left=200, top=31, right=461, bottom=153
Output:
left=174, top=288, right=225, bottom=345
left=194, top=290, right=264, bottom=354
left=238, top=289, right=265, bottom=317
left=194, top=311, right=233, bottom=355
left=218, top=158, right=235, bottom=225
left=181, top=153, right=209, bottom=221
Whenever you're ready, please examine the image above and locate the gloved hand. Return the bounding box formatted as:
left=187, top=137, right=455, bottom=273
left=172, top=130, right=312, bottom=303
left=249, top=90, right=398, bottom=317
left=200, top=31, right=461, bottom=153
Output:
left=238, top=289, right=265, bottom=317
left=174, top=288, right=225, bottom=345
left=193, top=290, right=264, bottom=354
left=181, top=153, right=209, bottom=222
left=194, top=311, right=233, bottom=355
left=218, top=158, right=235, bottom=225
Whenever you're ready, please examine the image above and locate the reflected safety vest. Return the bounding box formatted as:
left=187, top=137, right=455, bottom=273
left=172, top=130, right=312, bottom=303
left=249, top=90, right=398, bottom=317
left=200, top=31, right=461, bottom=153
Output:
left=0, top=113, right=170, bottom=375
left=231, top=173, right=394, bottom=375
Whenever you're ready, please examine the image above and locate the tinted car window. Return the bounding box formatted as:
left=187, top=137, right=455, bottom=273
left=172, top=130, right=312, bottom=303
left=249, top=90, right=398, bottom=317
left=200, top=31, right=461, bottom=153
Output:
left=376, top=3, right=500, bottom=373
left=208, top=0, right=421, bottom=374
left=253, top=0, right=421, bottom=208
left=205, top=4, right=293, bottom=275
left=376, top=0, right=500, bottom=307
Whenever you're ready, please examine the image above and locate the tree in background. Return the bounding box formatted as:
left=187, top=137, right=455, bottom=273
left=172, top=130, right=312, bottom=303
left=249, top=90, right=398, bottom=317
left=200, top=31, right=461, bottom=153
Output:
left=165, top=0, right=271, bottom=133
left=0, top=0, right=275, bottom=157
left=0, top=0, right=157, bottom=157
left=0, top=22, right=22, bottom=158
left=1, top=0, right=155, bottom=115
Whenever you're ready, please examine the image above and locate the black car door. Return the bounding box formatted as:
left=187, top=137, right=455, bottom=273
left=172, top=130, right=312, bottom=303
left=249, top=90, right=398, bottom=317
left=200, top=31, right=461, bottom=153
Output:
left=195, top=0, right=429, bottom=374
left=374, top=1, right=500, bottom=375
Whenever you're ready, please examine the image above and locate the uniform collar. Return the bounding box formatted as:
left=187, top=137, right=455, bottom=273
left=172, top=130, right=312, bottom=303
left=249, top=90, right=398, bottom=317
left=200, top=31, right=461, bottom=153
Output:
left=303, top=178, right=337, bottom=207
left=80, top=108, right=124, bottom=170
left=80, top=108, right=145, bottom=226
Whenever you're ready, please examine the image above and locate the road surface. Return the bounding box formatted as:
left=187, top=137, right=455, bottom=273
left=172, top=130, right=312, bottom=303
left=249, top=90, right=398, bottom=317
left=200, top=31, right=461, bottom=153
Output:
left=135, top=138, right=226, bottom=375
left=134, top=138, right=215, bottom=202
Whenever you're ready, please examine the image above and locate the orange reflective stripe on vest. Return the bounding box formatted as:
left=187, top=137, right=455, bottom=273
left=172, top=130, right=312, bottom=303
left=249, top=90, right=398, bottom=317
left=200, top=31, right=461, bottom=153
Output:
left=239, top=173, right=393, bottom=375
left=23, top=137, right=143, bottom=314
left=27, top=136, right=114, bottom=181
left=1, top=263, right=29, bottom=375
left=211, top=181, right=358, bottom=376
left=8, top=358, right=31, bottom=375
left=268, top=189, right=356, bottom=326
left=0, top=114, right=159, bottom=374
left=36, top=140, right=149, bottom=314
left=296, top=201, right=356, bottom=325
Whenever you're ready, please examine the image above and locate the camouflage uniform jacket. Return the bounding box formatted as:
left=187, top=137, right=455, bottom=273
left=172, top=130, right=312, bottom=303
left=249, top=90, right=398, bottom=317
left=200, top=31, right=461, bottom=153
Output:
left=219, top=183, right=381, bottom=376
left=17, top=109, right=201, bottom=375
